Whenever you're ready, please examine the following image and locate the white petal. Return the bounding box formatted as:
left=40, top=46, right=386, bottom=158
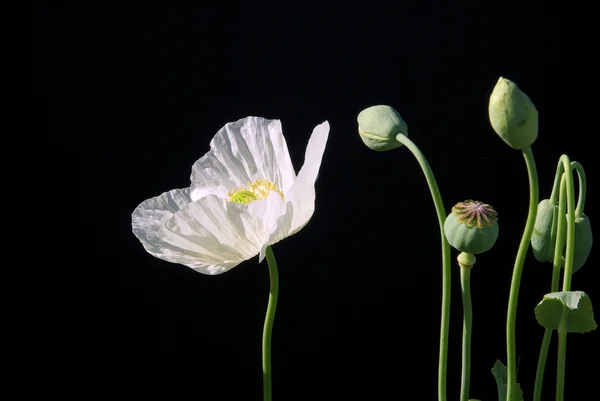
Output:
left=132, top=188, right=215, bottom=268
left=245, top=191, right=286, bottom=261
left=157, top=195, right=265, bottom=274
left=187, top=152, right=236, bottom=200
left=132, top=188, right=192, bottom=253
left=261, top=121, right=330, bottom=254
left=259, top=202, right=294, bottom=262
left=190, top=117, right=296, bottom=201
left=247, top=190, right=285, bottom=231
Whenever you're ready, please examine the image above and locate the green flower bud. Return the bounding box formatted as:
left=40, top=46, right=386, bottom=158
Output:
left=444, top=200, right=499, bottom=254
left=531, top=199, right=563, bottom=263
left=488, top=77, right=538, bottom=150
left=563, top=214, right=593, bottom=273
left=357, top=105, right=408, bottom=151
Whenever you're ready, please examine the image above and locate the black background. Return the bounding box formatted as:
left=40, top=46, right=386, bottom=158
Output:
left=30, top=1, right=598, bottom=400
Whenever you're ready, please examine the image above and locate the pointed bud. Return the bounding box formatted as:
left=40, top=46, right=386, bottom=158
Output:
left=488, top=77, right=538, bottom=150
left=357, top=105, right=408, bottom=151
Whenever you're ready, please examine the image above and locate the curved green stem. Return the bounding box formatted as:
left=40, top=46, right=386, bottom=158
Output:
left=570, top=161, right=586, bottom=218
left=458, top=254, right=474, bottom=401
left=549, top=158, right=565, bottom=205
left=553, top=174, right=568, bottom=292
left=396, top=134, right=452, bottom=401
left=533, top=175, right=567, bottom=401
left=555, top=156, right=577, bottom=401
left=506, top=146, right=539, bottom=400
left=263, top=246, right=279, bottom=401
left=560, top=156, right=576, bottom=291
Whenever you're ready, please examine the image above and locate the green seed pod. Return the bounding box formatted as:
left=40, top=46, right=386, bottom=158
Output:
left=531, top=199, right=562, bottom=263
left=488, top=77, right=538, bottom=150
left=357, top=105, right=408, bottom=151
left=563, top=214, right=593, bottom=273
left=444, top=200, right=499, bottom=255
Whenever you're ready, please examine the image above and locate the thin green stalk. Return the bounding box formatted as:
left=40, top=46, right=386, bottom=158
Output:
left=549, top=158, right=565, bottom=205
left=458, top=254, right=474, bottom=401
left=556, top=330, right=568, bottom=401
left=263, top=246, right=279, bottom=401
left=396, top=134, right=451, bottom=401
left=571, top=161, right=586, bottom=218
left=533, top=175, right=567, bottom=401
left=560, top=157, right=576, bottom=291
left=506, top=146, right=539, bottom=400
left=556, top=156, right=577, bottom=401
left=533, top=329, right=552, bottom=401
left=553, top=174, right=569, bottom=292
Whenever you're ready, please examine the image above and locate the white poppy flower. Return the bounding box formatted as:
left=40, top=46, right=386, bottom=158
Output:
left=132, top=116, right=330, bottom=275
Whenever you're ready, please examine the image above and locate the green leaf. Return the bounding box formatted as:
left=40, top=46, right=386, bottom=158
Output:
left=534, top=291, right=597, bottom=333
left=491, top=360, right=523, bottom=401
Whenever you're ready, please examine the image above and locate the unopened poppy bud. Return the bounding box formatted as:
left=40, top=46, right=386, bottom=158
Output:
left=444, top=200, right=499, bottom=255
left=564, top=214, right=593, bottom=273
left=357, top=105, right=408, bottom=151
left=531, top=199, right=563, bottom=263
left=488, top=77, right=538, bottom=150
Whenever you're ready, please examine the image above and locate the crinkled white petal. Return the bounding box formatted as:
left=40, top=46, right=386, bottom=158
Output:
left=285, top=121, right=330, bottom=235
left=132, top=188, right=211, bottom=267
left=247, top=190, right=286, bottom=233
left=158, top=192, right=285, bottom=275
left=259, top=201, right=294, bottom=262
left=259, top=121, right=330, bottom=259
left=190, top=117, right=296, bottom=201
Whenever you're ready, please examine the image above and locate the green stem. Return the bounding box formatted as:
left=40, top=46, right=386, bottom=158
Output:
left=263, top=246, right=279, bottom=401
left=506, top=146, right=539, bottom=400
left=560, top=157, right=576, bottom=292
left=549, top=158, right=565, bottom=205
left=553, top=174, right=568, bottom=292
left=556, top=330, right=567, bottom=401
left=556, top=156, right=577, bottom=401
left=458, top=254, right=474, bottom=401
left=396, top=134, right=451, bottom=401
left=570, top=161, right=586, bottom=218
left=533, top=175, right=567, bottom=401
left=533, top=329, right=553, bottom=401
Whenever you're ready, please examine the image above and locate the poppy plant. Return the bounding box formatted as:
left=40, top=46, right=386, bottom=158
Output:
left=132, top=116, right=329, bottom=401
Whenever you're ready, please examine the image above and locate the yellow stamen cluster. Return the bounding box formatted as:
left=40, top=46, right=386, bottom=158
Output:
left=227, top=179, right=284, bottom=205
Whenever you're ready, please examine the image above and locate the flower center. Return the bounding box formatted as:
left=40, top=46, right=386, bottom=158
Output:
left=452, top=200, right=498, bottom=229
left=227, top=179, right=284, bottom=205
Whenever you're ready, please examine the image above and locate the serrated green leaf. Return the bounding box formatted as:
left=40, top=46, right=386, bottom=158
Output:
left=491, top=360, right=523, bottom=401
left=534, top=291, right=597, bottom=333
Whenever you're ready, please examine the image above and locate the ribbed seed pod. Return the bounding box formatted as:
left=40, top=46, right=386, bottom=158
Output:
left=444, top=200, right=499, bottom=255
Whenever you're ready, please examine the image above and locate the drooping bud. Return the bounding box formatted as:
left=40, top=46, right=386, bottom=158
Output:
left=444, top=200, right=499, bottom=255
left=357, top=105, right=408, bottom=151
left=563, top=214, right=593, bottom=273
left=531, top=199, right=563, bottom=263
left=488, top=77, right=538, bottom=150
